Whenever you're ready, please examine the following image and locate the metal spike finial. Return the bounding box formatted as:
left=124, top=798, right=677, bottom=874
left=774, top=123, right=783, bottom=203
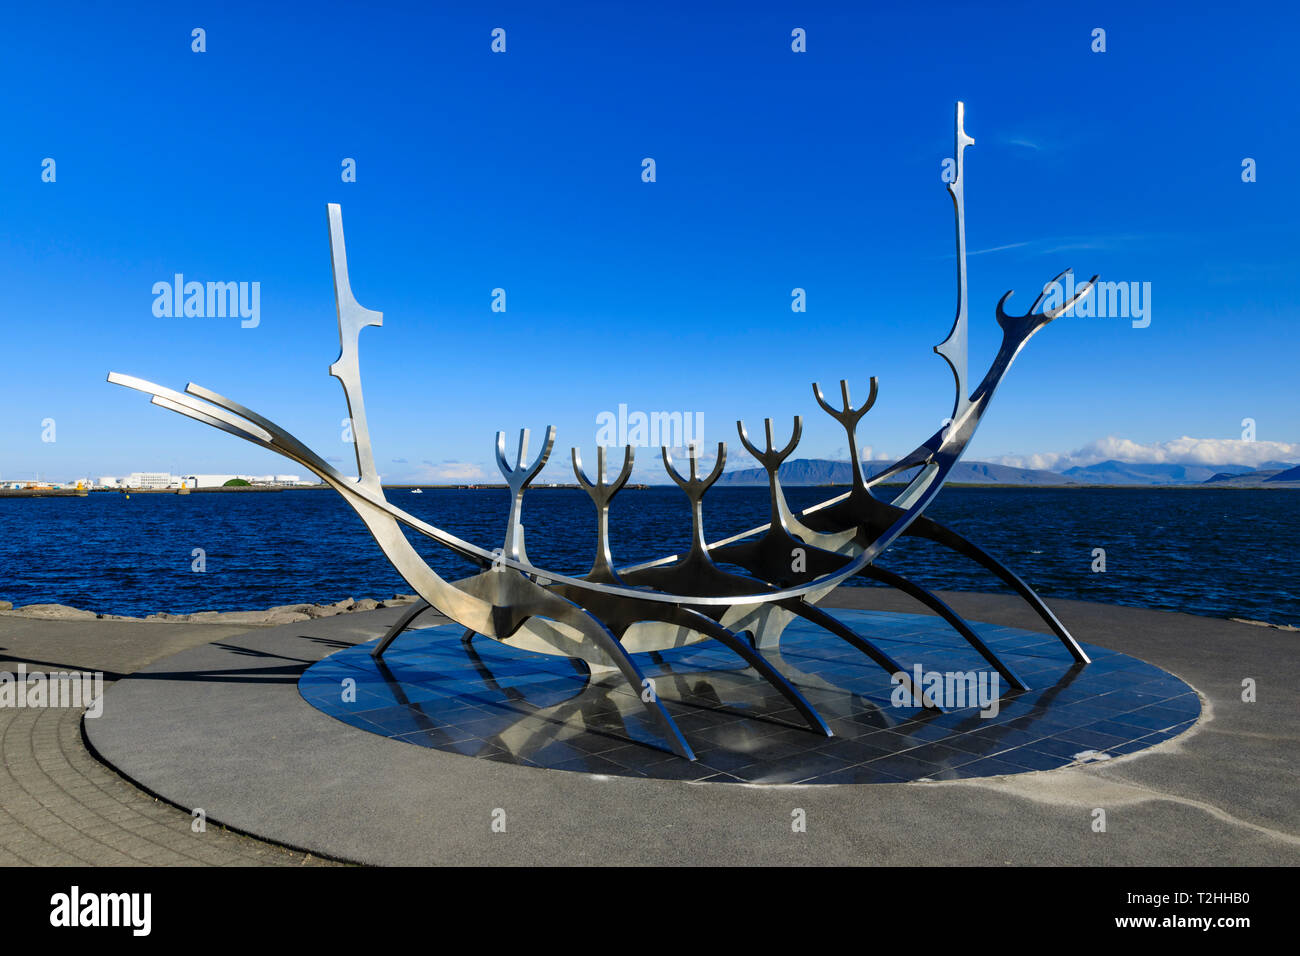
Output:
left=661, top=442, right=726, bottom=558
left=495, top=425, right=556, bottom=564
left=325, top=204, right=385, bottom=490
left=934, top=101, right=975, bottom=422
left=812, top=377, right=878, bottom=494
left=734, top=415, right=807, bottom=540
left=736, top=416, right=801, bottom=471
left=572, top=444, right=635, bottom=582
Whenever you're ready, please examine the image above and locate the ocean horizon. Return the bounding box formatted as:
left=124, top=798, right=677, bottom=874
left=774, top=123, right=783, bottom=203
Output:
left=2, top=486, right=1295, bottom=627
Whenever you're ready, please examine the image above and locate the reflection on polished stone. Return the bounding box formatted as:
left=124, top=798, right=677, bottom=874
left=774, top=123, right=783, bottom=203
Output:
left=298, top=610, right=1199, bottom=785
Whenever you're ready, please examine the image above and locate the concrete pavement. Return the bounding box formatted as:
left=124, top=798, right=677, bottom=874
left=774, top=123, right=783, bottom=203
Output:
left=77, top=590, right=1300, bottom=866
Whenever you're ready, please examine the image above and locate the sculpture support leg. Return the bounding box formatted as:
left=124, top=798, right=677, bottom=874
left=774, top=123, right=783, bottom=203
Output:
left=539, top=602, right=696, bottom=761
left=780, top=599, right=943, bottom=711
left=909, top=516, right=1091, bottom=664
left=372, top=599, right=434, bottom=658
left=858, top=564, right=1027, bottom=691
left=670, top=608, right=832, bottom=737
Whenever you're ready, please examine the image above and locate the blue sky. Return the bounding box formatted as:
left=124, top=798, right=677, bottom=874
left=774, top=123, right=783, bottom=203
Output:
left=1, top=0, right=1297, bottom=483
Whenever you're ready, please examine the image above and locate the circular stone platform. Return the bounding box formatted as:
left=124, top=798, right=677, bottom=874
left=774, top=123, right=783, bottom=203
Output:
left=299, top=609, right=1198, bottom=785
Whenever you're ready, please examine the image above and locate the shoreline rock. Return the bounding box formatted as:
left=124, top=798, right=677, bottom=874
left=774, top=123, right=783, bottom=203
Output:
left=0, top=594, right=421, bottom=627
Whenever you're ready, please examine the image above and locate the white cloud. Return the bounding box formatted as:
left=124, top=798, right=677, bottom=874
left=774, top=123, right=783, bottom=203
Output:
left=990, top=436, right=1300, bottom=472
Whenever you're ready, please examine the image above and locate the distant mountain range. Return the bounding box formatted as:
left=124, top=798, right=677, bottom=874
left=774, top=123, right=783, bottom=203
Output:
left=1203, top=463, right=1300, bottom=486
left=714, top=458, right=1300, bottom=487
left=1061, top=460, right=1298, bottom=485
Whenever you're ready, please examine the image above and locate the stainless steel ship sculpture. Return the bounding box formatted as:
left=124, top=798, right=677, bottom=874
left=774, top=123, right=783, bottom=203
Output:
left=110, top=103, right=1096, bottom=760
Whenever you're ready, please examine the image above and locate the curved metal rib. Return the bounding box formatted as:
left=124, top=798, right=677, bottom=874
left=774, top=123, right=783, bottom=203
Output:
left=857, top=564, right=1026, bottom=691
left=778, top=599, right=943, bottom=711
left=906, top=516, right=1090, bottom=664
left=453, top=570, right=696, bottom=760
left=669, top=607, right=832, bottom=737
left=547, top=603, right=695, bottom=760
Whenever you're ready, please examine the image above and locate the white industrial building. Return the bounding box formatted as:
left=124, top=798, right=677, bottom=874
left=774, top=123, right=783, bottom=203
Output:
left=97, top=473, right=311, bottom=489
left=123, top=472, right=173, bottom=490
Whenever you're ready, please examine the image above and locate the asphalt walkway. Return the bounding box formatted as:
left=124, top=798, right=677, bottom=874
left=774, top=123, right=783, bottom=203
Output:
left=71, top=591, right=1300, bottom=865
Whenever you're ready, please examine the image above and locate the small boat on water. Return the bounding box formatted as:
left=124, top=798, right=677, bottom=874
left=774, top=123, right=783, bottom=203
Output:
left=411, top=488, right=423, bottom=494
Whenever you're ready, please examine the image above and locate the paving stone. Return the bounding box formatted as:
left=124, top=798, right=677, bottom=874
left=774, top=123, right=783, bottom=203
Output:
left=0, top=618, right=341, bottom=868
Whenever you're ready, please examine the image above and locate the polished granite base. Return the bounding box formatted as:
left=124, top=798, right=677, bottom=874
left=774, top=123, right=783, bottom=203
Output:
left=299, top=609, right=1199, bottom=785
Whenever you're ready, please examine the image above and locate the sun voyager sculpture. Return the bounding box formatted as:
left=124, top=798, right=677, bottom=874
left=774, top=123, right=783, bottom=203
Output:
left=110, top=103, right=1097, bottom=760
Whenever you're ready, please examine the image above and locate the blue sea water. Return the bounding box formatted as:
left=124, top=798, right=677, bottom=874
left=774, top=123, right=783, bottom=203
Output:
left=0, top=486, right=1296, bottom=626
